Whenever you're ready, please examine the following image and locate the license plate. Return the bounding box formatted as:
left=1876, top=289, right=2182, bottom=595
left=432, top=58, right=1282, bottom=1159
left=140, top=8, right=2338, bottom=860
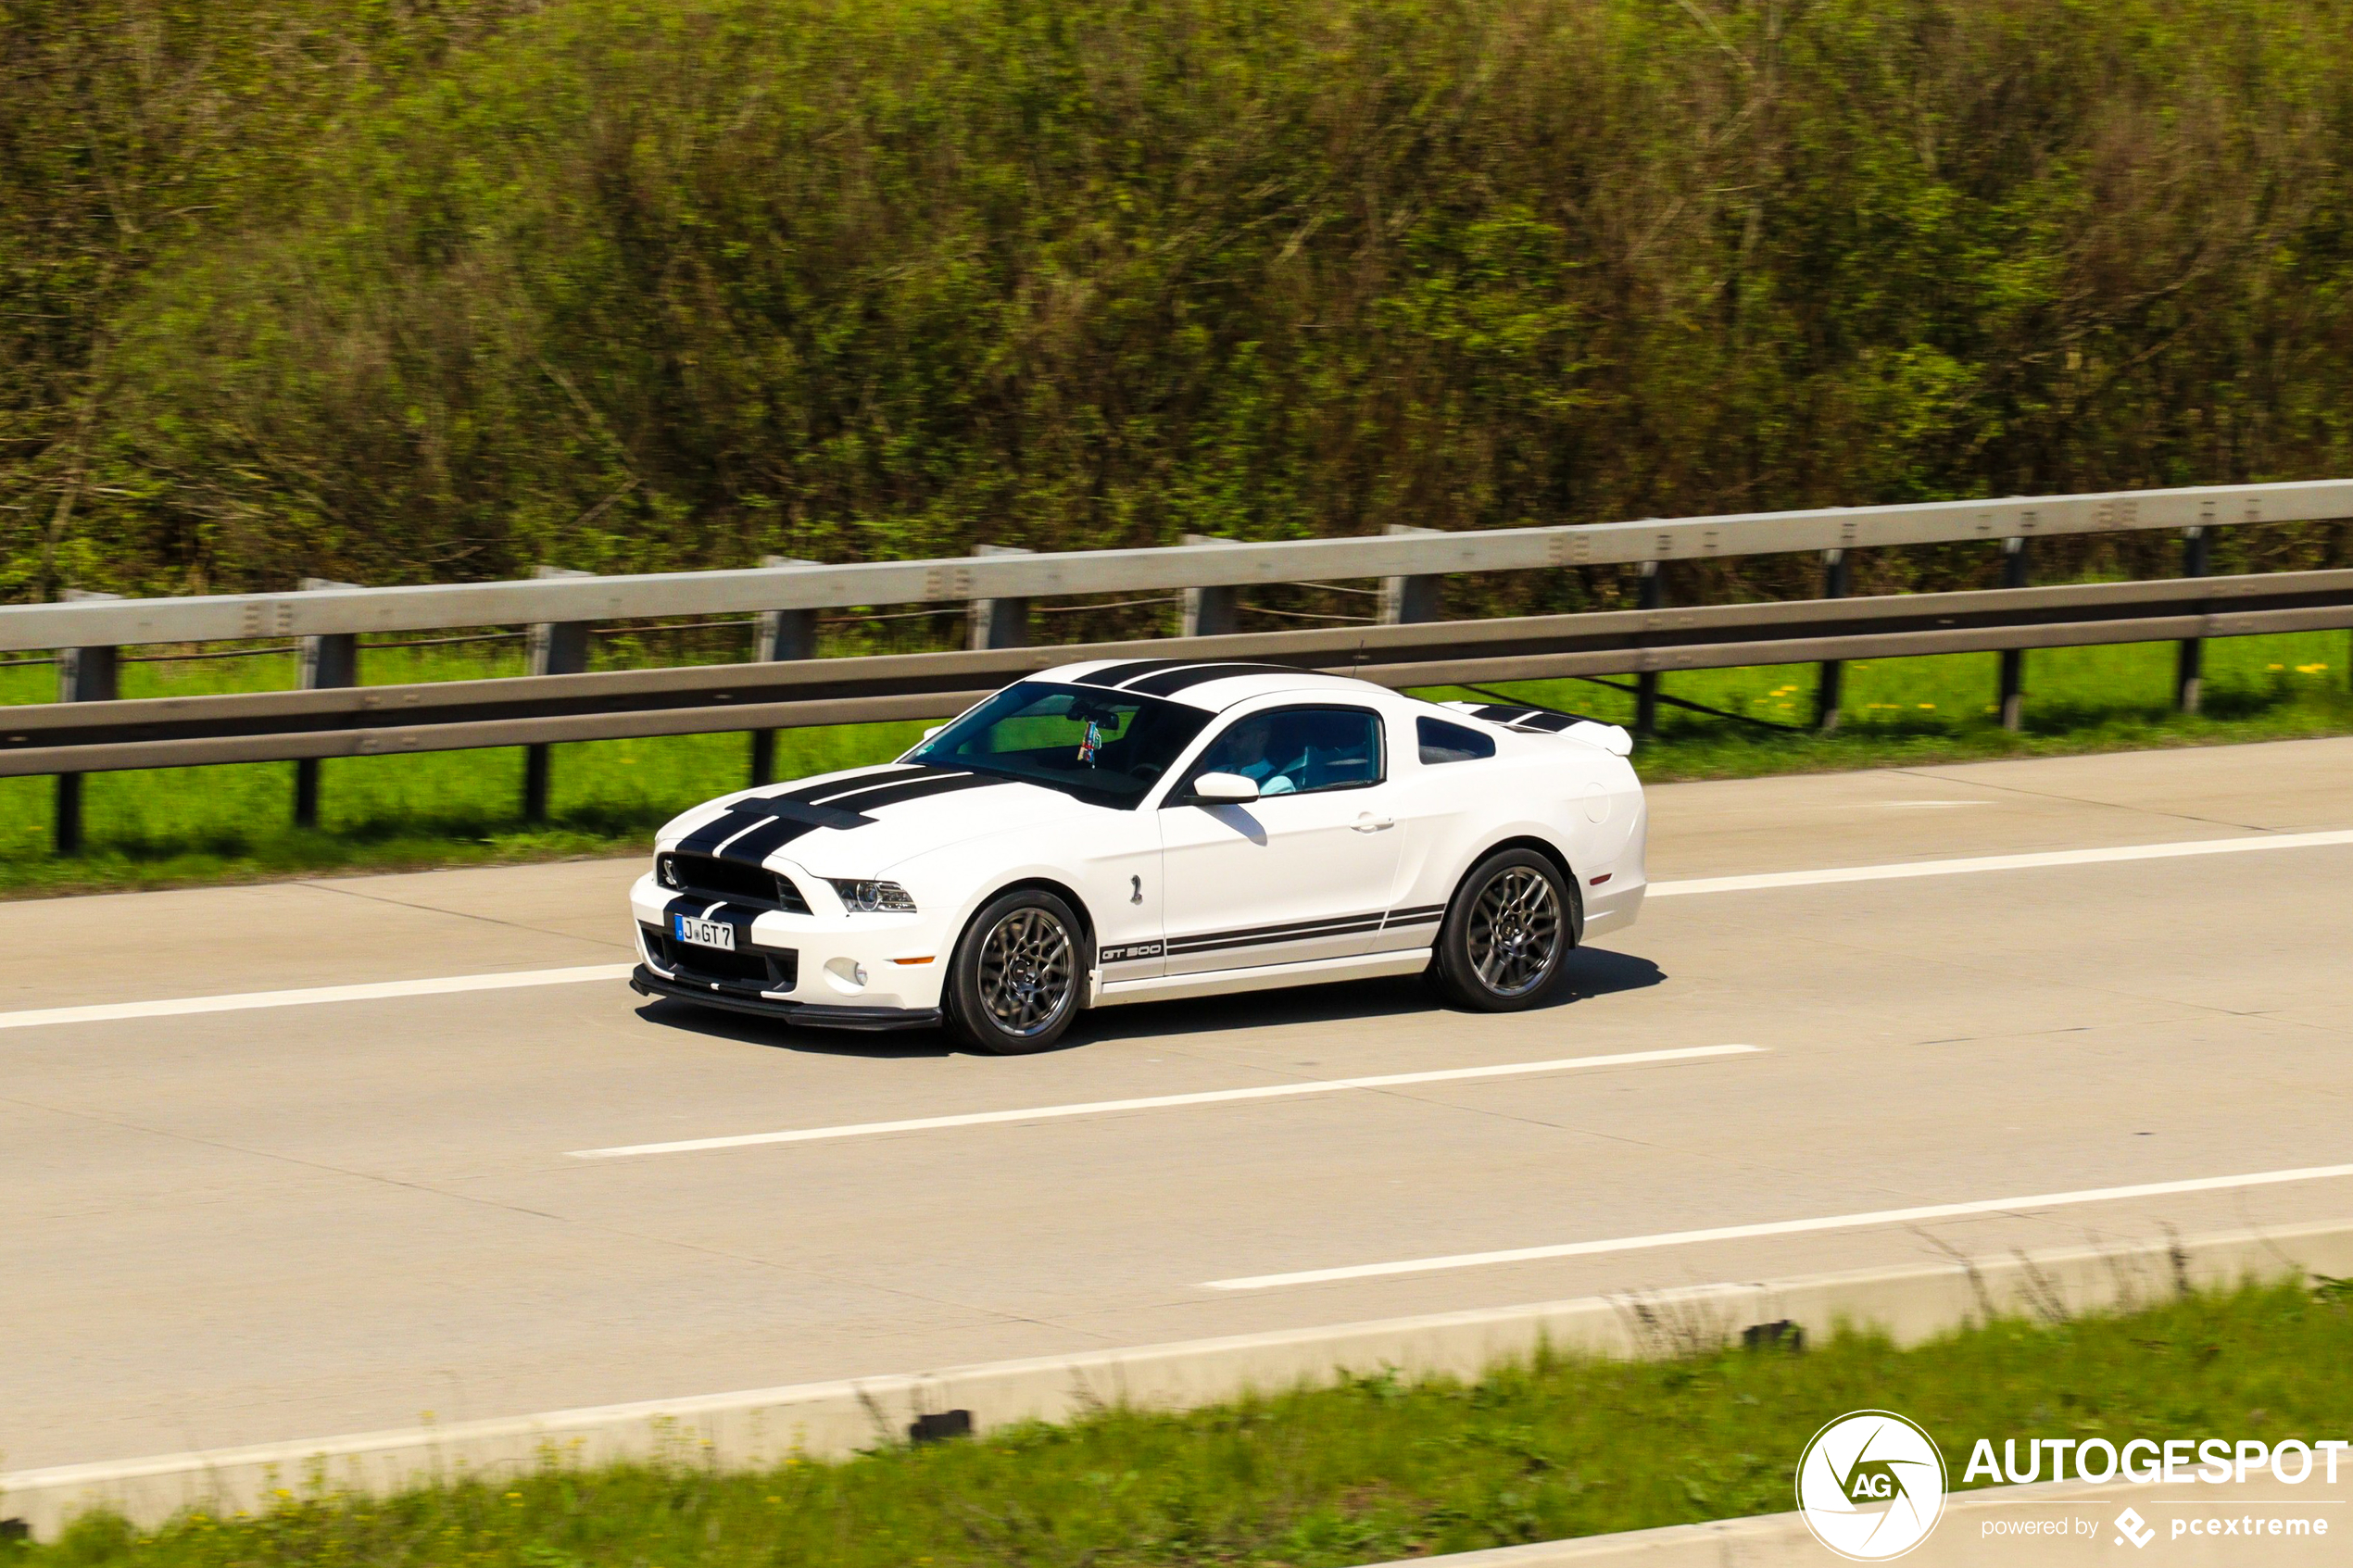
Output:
left=672, top=913, right=736, bottom=951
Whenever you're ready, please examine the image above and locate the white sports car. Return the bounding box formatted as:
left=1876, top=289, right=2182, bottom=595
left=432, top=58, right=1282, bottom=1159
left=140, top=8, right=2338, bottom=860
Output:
left=628, top=659, right=1646, bottom=1052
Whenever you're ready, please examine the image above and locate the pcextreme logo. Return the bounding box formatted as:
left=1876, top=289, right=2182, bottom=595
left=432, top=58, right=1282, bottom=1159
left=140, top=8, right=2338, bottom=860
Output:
left=1796, top=1410, right=1950, bottom=1561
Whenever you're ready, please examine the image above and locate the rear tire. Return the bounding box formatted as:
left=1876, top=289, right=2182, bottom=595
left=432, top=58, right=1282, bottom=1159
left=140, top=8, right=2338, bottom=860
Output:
left=943, top=888, right=1086, bottom=1053
left=1432, top=847, right=1577, bottom=1011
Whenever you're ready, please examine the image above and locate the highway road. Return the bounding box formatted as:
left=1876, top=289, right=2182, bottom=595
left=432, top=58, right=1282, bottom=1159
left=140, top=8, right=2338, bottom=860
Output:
left=6, top=737, right=2351, bottom=1474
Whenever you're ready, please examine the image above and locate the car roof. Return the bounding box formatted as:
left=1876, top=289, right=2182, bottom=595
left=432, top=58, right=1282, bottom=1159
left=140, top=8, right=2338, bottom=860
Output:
left=1033, top=658, right=1400, bottom=712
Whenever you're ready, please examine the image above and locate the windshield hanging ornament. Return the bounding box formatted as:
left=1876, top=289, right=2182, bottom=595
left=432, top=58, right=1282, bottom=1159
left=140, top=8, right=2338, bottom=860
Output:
left=1076, top=719, right=1102, bottom=764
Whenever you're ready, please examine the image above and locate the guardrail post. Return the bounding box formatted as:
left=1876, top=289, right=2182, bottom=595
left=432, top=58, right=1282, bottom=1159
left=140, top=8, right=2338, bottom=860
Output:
left=53, top=589, right=122, bottom=857
left=1634, top=563, right=1662, bottom=737
left=524, top=567, right=593, bottom=823
left=1379, top=524, right=1444, bottom=624
left=967, top=545, right=1031, bottom=650
left=295, top=578, right=360, bottom=829
left=1998, top=537, right=2031, bottom=731
left=1814, top=549, right=1850, bottom=732
left=2174, top=526, right=2212, bottom=714
left=750, top=556, right=817, bottom=785
left=1180, top=535, right=1240, bottom=637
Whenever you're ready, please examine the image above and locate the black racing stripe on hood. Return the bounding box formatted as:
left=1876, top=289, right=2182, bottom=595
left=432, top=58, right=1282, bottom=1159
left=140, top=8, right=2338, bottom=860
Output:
left=1123, top=661, right=1309, bottom=696
left=819, top=769, right=1001, bottom=813
left=788, top=764, right=931, bottom=804
left=674, top=765, right=932, bottom=855
left=712, top=812, right=822, bottom=866
left=682, top=767, right=999, bottom=865
left=677, top=796, right=856, bottom=856
left=1071, top=658, right=1193, bottom=688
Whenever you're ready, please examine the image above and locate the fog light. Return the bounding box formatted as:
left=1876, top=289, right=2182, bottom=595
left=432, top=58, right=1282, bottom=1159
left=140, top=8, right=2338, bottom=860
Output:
left=852, top=962, right=869, bottom=986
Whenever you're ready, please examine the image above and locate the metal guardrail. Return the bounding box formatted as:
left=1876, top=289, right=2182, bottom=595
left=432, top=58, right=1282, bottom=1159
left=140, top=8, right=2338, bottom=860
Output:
left=4, top=478, right=2352, bottom=653
left=7, top=569, right=2349, bottom=778
left=6, top=477, right=2350, bottom=853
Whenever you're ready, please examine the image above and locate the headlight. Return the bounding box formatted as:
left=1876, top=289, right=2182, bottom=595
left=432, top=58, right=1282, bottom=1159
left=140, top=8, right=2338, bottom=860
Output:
left=828, top=878, right=916, bottom=913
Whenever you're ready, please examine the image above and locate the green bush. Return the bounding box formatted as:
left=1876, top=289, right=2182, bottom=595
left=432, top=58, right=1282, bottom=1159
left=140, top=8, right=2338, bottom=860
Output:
left=6, top=0, right=2353, bottom=602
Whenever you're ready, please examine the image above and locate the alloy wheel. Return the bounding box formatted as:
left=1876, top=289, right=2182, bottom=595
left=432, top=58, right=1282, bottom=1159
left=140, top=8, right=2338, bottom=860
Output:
left=976, top=907, right=1075, bottom=1035
left=1466, top=866, right=1562, bottom=997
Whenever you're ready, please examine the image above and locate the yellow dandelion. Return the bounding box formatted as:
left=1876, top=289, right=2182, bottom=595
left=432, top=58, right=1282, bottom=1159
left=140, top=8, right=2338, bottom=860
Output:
left=2268, top=663, right=2284, bottom=671
left=1918, top=703, right=1936, bottom=709
left=2296, top=663, right=2326, bottom=674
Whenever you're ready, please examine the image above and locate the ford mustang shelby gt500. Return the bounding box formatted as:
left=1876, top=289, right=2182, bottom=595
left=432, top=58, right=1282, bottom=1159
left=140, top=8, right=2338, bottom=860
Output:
left=629, top=659, right=1645, bottom=1052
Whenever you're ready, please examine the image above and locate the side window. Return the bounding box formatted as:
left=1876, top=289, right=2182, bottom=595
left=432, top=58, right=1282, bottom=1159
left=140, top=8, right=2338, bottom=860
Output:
left=1185, top=708, right=1385, bottom=797
left=1417, top=716, right=1497, bottom=765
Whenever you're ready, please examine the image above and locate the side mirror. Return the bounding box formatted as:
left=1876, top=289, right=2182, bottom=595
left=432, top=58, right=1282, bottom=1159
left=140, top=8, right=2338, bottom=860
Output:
left=922, top=726, right=944, bottom=740
left=1191, top=771, right=1260, bottom=804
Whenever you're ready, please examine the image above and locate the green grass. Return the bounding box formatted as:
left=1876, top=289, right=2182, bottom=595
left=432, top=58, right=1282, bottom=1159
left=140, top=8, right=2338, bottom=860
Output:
left=2, top=629, right=2347, bottom=898
left=20, top=1281, right=2353, bottom=1567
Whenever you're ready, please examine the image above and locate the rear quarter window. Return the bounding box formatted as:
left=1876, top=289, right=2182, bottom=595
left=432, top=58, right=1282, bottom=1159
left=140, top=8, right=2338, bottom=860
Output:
left=1417, top=716, right=1497, bottom=764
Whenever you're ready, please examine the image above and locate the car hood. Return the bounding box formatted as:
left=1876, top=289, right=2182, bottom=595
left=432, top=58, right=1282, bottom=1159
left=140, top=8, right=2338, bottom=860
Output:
left=658, top=763, right=1101, bottom=877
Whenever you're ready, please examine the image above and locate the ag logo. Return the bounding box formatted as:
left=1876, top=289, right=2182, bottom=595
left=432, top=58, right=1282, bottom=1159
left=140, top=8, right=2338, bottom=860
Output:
left=1795, top=1411, right=1947, bottom=1561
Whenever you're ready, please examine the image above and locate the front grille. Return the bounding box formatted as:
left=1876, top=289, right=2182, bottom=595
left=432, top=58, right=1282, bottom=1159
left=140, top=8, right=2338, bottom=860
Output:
left=657, top=853, right=812, bottom=913
left=640, top=922, right=799, bottom=992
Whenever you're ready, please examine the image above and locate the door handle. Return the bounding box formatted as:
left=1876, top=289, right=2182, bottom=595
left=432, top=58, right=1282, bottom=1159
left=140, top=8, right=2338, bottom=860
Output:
left=1353, top=814, right=1396, bottom=832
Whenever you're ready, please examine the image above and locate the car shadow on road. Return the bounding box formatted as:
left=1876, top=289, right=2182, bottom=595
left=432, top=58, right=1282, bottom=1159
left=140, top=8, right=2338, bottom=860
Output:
left=635, top=945, right=1666, bottom=1058
left=1079, top=945, right=1667, bottom=1046
left=632, top=999, right=963, bottom=1058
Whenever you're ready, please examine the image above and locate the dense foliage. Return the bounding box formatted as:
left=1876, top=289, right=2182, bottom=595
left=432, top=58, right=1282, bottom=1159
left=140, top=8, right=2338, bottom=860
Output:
left=6, top=0, right=2353, bottom=603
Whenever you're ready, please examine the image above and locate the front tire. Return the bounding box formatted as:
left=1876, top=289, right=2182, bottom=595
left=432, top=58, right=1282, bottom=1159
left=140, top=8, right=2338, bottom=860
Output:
left=1432, top=847, right=1577, bottom=1011
left=943, top=888, right=1086, bottom=1053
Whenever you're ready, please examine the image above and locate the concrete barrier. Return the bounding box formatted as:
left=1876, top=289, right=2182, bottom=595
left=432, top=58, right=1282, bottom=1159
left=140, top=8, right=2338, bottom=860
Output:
left=8, top=1219, right=2350, bottom=1539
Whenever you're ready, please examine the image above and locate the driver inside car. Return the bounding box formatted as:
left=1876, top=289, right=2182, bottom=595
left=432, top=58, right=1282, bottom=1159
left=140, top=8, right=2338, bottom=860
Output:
left=1190, top=713, right=1326, bottom=795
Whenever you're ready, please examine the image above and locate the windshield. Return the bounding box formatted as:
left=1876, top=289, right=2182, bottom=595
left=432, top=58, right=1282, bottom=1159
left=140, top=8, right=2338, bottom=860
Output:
left=904, top=682, right=1212, bottom=809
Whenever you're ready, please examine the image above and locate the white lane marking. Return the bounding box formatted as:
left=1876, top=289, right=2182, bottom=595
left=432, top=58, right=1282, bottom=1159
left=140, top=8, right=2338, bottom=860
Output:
left=0, top=964, right=635, bottom=1033
left=1202, top=1161, right=2353, bottom=1291
left=567, top=1045, right=1764, bottom=1159
left=8, top=829, right=2347, bottom=1033
left=1647, top=829, right=2353, bottom=897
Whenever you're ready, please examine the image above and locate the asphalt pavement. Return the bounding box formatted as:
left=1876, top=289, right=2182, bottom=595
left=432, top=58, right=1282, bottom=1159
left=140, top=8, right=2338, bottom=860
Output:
left=5, top=737, right=2350, bottom=1472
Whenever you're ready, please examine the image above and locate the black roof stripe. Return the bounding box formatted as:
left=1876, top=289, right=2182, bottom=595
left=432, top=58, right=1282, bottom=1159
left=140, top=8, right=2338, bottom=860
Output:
left=1123, top=660, right=1312, bottom=696
left=1071, top=658, right=1194, bottom=689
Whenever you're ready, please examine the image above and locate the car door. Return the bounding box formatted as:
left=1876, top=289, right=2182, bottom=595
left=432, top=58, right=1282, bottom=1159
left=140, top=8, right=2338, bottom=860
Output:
left=1156, top=705, right=1403, bottom=975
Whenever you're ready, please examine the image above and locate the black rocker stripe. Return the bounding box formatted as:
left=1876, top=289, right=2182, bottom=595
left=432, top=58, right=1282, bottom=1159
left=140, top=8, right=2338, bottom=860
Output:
left=1123, top=661, right=1309, bottom=697
left=1382, top=904, right=1447, bottom=928
left=1164, top=909, right=1389, bottom=956
left=1071, top=658, right=1193, bottom=689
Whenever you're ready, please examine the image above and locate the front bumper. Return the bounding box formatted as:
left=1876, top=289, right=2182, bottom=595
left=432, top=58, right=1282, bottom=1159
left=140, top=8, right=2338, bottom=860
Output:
left=630, top=870, right=952, bottom=1014
left=629, top=965, right=943, bottom=1032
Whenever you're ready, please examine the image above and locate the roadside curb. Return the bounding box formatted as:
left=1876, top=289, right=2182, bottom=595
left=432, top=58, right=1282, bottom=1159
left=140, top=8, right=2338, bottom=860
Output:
left=8, top=1219, right=2350, bottom=1538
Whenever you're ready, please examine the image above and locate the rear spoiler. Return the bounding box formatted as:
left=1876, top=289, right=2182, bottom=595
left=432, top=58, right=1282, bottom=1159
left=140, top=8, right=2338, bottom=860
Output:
left=1441, top=701, right=1634, bottom=758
